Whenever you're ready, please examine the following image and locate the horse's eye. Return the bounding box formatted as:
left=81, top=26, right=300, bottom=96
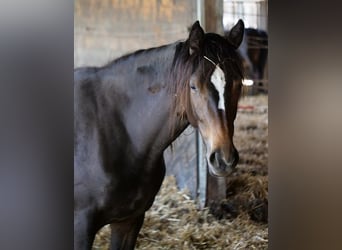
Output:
left=190, top=85, right=197, bottom=90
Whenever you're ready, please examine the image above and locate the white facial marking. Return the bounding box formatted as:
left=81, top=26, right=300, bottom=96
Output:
left=211, top=66, right=226, bottom=110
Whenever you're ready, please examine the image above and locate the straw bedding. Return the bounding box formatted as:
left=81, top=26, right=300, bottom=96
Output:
left=93, top=95, right=268, bottom=249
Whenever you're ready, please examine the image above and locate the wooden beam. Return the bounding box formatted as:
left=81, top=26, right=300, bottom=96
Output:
left=204, top=0, right=224, bottom=34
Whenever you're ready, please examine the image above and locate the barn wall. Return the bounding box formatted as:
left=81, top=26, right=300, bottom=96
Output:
left=74, top=0, right=199, bottom=197
left=75, top=0, right=196, bottom=67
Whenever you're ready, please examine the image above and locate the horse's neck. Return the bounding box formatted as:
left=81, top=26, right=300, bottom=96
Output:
left=100, top=43, right=189, bottom=157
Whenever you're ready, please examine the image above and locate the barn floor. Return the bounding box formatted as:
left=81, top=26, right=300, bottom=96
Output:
left=93, top=94, right=268, bottom=249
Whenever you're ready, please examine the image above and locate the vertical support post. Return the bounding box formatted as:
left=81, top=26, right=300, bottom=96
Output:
left=196, top=0, right=205, bottom=26
left=259, top=0, right=268, bottom=31
left=204, top=0, right=224, bottom=34
left=197, top=0, right=227, bottom=209
left=196, top=0, right=207, bottom=209
left=196, top=132, right=207, bottom=209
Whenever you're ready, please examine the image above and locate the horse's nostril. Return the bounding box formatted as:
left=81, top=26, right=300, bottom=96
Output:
left=209, top=152, right=216, bottom=165
left=209, top=151, right=225, bottom=170
left=209, top=148, right=239, bottom=169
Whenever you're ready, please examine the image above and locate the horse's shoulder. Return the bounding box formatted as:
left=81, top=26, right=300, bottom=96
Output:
left=74, top=67, right=101, bottom=100
left=74, top=67, right=102, bottom=131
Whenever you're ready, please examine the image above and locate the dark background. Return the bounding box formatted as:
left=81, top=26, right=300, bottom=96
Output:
left=0, top=1, right=341, bottom=249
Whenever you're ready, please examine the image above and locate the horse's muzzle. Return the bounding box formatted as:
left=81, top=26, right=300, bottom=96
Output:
left=207, top=147, right=239, bottom=177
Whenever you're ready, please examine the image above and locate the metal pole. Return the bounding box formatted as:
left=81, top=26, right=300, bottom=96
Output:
left=196, top=0, right=207, bottom=209
left=196, top=0, right=205, bottom=25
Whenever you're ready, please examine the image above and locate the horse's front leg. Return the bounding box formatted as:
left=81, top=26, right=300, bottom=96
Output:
left=110, top=214, right=145, bottom=250
left=74, top=209, right=96, bottom=250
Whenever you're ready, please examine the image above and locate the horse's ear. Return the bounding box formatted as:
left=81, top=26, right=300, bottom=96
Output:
left=188, top=21, right=205, bottom=55
left=226, top=19, right=244, bottom=49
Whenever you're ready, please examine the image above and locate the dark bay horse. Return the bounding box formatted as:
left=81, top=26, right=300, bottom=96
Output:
left=74, top=20, right=245, bottom=250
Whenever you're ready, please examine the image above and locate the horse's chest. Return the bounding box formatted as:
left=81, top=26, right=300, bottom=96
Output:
left=102, top=162, right=165, bottom=221
left=116, top=187, right=149, bottom=215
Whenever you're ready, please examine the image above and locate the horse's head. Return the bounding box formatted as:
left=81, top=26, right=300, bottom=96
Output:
left=185, top=20, right=245, bottom=177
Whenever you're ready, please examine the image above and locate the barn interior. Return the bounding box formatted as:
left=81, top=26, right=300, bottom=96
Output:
left=74, top=0, right=268, bottom=249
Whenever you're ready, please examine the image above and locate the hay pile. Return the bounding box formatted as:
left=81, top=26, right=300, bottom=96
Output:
left=94, top=177, right=267, bottom=250
left=93, top=95, right=268, bottom=249
left=235, top=94, right=268, bottom=175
